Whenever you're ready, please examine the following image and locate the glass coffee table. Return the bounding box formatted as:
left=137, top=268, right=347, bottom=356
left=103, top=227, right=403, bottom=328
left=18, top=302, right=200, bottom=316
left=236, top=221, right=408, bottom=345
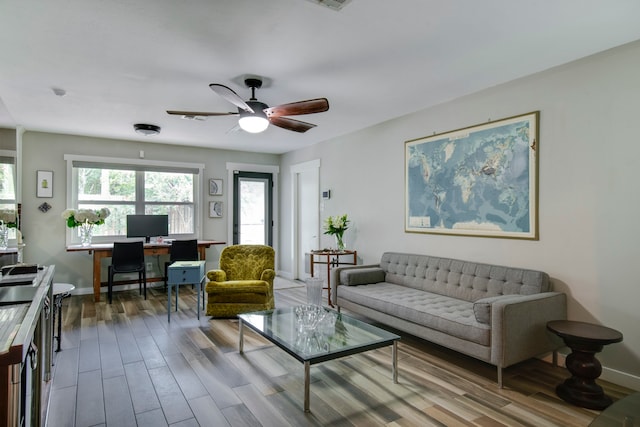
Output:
left=238, top=306, right=400, bottom=412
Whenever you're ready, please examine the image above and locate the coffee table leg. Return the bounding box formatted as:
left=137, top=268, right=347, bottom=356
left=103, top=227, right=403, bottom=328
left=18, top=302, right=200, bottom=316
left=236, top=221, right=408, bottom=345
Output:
left=239, top=320, right=244, bottom=354
left=392, top=340, right=398, bottom=384
left=167, top=285, right=171, bottom=322
left=304, top=361, right=310, bottom=412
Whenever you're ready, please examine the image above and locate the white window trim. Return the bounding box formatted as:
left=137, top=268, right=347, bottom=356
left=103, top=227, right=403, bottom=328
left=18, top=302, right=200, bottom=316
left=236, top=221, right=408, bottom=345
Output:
left=64, top=154, right=205, bottom=245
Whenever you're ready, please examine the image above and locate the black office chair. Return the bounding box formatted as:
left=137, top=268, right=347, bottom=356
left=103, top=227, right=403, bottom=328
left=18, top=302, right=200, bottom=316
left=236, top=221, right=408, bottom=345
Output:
left=108, top=241, right=147, bottom=304
left=164, top=239, right=199, bottom=286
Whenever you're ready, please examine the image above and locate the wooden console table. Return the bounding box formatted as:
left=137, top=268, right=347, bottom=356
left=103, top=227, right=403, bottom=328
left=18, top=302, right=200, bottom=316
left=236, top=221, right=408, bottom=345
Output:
left=66, top=240, right=225, bottom=302
left=309, top=249, right=357, bottom=306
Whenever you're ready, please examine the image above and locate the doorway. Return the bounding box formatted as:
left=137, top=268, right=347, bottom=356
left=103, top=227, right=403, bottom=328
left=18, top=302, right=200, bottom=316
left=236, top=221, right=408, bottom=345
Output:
left=291, top=160, right=320, bottom=280
left=232, top=171, right=273, bottom=245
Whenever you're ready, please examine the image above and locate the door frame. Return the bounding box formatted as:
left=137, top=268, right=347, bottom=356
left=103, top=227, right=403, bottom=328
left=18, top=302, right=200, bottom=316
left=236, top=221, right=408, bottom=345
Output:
left=290, top=159, right=320, bottom=280
left=226, top=162, right=279, bottom=259
left=232, top=171, right=273, bottom=246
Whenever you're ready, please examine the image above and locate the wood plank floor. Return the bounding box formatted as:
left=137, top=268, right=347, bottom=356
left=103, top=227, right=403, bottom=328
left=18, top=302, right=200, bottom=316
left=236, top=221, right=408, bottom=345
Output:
left=46, top=280, right=634, bottom=427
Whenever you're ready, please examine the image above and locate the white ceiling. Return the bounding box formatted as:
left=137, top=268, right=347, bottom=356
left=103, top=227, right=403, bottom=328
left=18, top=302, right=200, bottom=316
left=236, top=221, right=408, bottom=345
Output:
left=1, top=0, right=639, bottom=154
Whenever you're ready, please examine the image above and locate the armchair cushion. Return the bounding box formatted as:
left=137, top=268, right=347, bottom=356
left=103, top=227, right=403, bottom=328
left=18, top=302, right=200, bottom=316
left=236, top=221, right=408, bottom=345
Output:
left=207, top=269, right=227, bottom=282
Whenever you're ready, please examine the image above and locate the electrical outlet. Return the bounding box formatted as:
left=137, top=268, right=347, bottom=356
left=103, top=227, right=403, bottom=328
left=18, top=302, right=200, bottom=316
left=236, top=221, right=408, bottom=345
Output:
left=146, top=262, right=153, bottom=271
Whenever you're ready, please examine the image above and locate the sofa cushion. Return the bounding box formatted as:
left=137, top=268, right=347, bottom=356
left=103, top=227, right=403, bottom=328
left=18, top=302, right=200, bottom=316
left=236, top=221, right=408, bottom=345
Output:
left=338, top=282, right=490, bottom=346
left=340, top=267, right=386, bottom=286
left=379, top=252, right=550, bottom=303
left=472, top=295, right=512, bottom=325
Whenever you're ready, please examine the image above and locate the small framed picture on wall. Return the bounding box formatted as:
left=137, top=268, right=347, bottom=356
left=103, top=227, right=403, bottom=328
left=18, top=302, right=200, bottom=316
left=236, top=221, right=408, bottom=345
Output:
left=209, top=201, right=223, bottom=218
left=37, top=170, right=53, bottom=198
left=209, top=179, right=223, bottom=196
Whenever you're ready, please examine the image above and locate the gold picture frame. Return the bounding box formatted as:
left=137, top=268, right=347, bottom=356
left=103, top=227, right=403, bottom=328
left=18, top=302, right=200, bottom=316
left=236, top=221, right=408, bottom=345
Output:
left=405, top=111, right=539, bottom=239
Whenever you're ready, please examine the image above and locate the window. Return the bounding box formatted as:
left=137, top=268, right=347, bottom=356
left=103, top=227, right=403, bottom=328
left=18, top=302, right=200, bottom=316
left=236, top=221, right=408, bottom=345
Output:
left=0, top=152, right=16, bottom=209
left=65, top=155, right=204, bottom=245
left=0, top=151, right=17, bottom=240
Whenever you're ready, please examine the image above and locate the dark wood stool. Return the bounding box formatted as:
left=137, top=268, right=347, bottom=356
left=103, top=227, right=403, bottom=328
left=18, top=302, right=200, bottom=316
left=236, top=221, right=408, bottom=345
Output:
left=547, top=320, right=623, bottom=410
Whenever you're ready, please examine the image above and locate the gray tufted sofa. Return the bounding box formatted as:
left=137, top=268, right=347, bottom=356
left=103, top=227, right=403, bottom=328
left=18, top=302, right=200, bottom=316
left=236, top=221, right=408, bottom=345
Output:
left=330, top=252, right=566, bottom=387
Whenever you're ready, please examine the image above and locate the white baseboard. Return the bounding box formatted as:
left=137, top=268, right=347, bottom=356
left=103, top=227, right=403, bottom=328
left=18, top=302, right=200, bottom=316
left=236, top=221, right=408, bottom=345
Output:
left=278, top=271, right=294, bottom=280
left=541, top=351, right=640, bottom=391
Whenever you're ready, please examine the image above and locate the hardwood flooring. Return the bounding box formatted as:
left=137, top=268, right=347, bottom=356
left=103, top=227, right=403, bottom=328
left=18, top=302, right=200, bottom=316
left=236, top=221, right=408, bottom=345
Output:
left=46, top=281, right=633, bottom=426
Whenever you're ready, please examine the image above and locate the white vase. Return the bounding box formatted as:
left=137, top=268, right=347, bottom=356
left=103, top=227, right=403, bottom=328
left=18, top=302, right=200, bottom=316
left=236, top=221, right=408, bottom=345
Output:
left=79, top=223, right=94, bottom=246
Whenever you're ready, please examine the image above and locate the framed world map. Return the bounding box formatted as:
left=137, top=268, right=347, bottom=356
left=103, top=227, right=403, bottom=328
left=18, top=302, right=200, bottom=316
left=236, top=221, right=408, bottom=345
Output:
left=405, top=111, right=539, bottom=239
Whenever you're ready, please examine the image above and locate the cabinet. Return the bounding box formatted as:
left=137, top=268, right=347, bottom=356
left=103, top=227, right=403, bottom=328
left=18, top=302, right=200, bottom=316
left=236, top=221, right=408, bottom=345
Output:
left=167, top=261, right=206, bottom=322
left=0, top=265, right=54, bottom=426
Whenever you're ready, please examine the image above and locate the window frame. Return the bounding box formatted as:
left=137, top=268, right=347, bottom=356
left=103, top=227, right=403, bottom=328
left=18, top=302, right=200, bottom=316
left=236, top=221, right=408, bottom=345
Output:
left=64, top=154, right=205, bottom=246
left=0, top=150, right=18, bottom=242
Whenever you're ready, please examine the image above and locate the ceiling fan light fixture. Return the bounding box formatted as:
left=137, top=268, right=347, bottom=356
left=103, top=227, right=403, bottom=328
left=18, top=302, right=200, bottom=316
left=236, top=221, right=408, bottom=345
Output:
left=238, top=109, right=269, bottom=133
left=134, top=123, right=161, bottom=136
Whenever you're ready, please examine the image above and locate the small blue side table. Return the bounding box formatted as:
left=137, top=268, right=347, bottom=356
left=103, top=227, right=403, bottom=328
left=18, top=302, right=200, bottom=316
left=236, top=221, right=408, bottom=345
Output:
left=167, top=260, right=206, bottom=322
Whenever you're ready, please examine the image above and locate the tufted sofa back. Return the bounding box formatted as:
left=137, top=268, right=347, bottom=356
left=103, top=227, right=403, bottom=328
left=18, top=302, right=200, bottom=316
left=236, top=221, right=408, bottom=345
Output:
left=379, top=252, right=550, bottom=302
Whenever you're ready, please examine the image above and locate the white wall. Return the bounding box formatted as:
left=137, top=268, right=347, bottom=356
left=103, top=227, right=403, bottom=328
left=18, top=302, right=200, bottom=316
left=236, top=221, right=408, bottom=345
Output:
left=20, top=132, right=278, bottom=294
left=280, top=40, right=640, bottom=388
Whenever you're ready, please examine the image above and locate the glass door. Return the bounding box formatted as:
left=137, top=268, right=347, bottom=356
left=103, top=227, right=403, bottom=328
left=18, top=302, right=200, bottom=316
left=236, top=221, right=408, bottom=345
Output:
left=233, top=171, right=273, bottom=245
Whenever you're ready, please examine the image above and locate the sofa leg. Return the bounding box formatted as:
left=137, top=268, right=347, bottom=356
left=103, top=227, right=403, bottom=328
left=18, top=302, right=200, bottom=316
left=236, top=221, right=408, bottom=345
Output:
left=497, top=366, right=503, bottom=389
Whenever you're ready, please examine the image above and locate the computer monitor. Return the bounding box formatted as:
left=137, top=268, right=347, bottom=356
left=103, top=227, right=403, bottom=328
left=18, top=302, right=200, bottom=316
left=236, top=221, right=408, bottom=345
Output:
left=126, top=214, right=169, bottom=243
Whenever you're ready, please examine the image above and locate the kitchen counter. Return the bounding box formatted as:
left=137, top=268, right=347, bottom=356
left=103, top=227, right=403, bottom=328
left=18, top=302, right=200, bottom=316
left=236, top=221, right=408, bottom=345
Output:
left=0, top=265, right=54, bottom=426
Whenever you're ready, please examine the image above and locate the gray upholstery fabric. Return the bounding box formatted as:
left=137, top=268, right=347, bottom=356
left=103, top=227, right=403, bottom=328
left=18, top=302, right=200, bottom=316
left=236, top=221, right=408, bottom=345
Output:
left=472, top=295, right=517, bottom=325
left=334, top=251, right=567, bottom=383
left=339, top=283, right=490, bottom=345
left=340, top=267, right=386, bottom=286
left=379, top=252, right=550, bottom=302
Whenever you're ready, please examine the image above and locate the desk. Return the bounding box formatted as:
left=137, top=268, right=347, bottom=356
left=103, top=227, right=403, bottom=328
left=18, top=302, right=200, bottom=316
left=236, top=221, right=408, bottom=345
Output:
left=167, top=261, right=206, bottom=322
left=67, top=240, right=225, bottom=302
left=309, top=250, right=357, bottom=306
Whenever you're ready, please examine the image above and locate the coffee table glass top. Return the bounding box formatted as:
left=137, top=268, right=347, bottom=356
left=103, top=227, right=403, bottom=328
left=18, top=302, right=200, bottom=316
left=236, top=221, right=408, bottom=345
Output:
left=238, top=306, right=400, bottom=364
left=589, top=392, right=640, bottom=426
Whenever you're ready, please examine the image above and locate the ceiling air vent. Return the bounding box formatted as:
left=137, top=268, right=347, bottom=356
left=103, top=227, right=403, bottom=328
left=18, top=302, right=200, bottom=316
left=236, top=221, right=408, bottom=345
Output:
left=304, top=0, right=352, bottom=11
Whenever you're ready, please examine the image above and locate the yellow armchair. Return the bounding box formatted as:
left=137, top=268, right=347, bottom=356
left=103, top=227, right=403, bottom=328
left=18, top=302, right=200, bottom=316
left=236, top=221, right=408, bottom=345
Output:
left=205, top=244, right=276, bottom=317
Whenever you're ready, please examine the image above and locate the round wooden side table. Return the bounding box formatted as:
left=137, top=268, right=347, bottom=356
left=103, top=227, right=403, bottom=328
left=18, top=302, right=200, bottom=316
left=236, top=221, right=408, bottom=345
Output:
left=547, top=320, right=623, bottom=410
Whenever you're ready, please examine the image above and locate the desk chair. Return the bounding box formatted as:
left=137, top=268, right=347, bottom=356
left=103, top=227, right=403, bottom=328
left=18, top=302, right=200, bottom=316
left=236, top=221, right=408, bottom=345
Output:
left=164, top=239, right=199, bottom=286
left=108, top=241, right=147, bottom=304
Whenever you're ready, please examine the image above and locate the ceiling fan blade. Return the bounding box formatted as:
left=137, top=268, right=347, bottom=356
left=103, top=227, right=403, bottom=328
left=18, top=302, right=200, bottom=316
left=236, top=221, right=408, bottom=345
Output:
left=209, top=84, right=253, bottom=112
left=269, top=116, right=317, bottom=133
left=264, top=98, right=329, bottom=118
left=167, top=110, right=238, bottom=117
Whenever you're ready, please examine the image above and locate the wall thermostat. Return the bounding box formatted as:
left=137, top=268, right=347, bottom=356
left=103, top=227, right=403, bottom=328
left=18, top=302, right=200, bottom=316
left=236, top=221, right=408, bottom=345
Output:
left=322, top=190, right=331, bottom=200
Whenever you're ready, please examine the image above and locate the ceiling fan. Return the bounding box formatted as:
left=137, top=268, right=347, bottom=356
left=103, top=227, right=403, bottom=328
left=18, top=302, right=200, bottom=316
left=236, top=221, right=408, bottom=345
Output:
left=167, top=78, right=329, bottom=133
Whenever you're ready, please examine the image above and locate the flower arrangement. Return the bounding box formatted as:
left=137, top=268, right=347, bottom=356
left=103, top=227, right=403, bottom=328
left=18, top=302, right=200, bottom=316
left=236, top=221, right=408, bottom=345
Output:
left=62, top=208, right=110, bottom=246
left=323, top=214, right=349, bottom=250
left=0, top=209, right=17, bottom=228
left=61, top=208, right=111, bottom=228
